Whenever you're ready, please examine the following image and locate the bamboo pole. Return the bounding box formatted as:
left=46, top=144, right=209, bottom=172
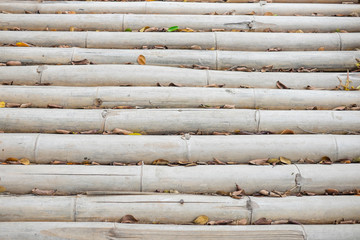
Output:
left=0, top=194, right=359, bottom=224
left=1, top=14, right=360, bottom=32
left=1, top=109, right=359, bottom=134
left=0, top=223, right=359, bottom=240
left=1, top=164, right=359, bottom=194
left=0, top=134, right=358, bottom=164
left=1, top=86, right=359, bottom=110
left=0, top=2, right=359, bottom=16
left=1, top=48, right=359, bottom=71
left=1, top=31, right=360, bottom=51
left=1, top=65, right=359, bottom=89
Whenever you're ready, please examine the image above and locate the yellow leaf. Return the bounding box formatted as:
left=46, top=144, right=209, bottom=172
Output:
left=137, top=55, right=146, bottom=65
left=295, top=30, right=304, bottom=33
left=6, top=157, right=19, bottom=161
left=129, top=133, right=142, bottom=135
left=0, top=102, right=5, bottom=108
left=0, top=186, right=6, bottom=193
left=16, top=42, right=29, bottom=47
left=19, top=158, right=30, bottom=165
left=193, top=215, right=209, bottom=225
left=139, top=26, right=150, bottom=32
left=152, top=159, right=170, bottom=165
left=279, top=156, right=291, bottom=165
left=70, top=27, right=75, bottom=32
left=267, top=158, right=280, bottom=164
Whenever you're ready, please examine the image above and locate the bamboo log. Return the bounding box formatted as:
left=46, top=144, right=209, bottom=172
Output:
left=1, top=47, right=359, bottom=71
left=0, top=134, right=358, bottom=164
left=0, top=194, right=359, bottom=224
left=0, top=223, right=359, bottom=240
left=1, top=86, right=359, bottom=110
left=1, top=2, right=359, bottom=16
left=1, top=108, right=359, bottom=134
left=1, top=65, right=359, bottom=89
left=1, top=31, right=360, bottom=51
left=1, top=14, right=360, bottom=32
left=1, top=164, right=359, bottom=194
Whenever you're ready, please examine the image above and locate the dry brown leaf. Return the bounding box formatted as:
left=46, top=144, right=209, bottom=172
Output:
left=264, top=12, right=274, bottom=16
left=254, top=218, right=272, bottom=225
left=56, top=129, right=71, bottom=134
left=325, top=188, right=339, bottom=195
left=231, top=218, right=248, bottom=225
left=0, top=186, right=6, bottom=193
left=303, top=191, right=316, bottom=196
left=318, top=47, right=325, bottom=51
left=80, top=129, right=99, bottom=134
left=6, top=103, right=21, bottom=108
left=20, top=103, right=32, bottom=108
left=280, top=156, right=291, bottom=165
left=272, top=220, right=289, bottom=224
left=207, top=220, right=233, bottom=225
left=120, top=215, right=138, bottom=223
left=169, top=82, right=182, bottom=87
left=191, top=45, right=202, bottom=50
left=112, top=128, right=133, bottom=135
left=332, top=106, right=346, bottom=111
left=280, top=129, right=295, bottom=134
left=71, top=59, right=90, bottom=65
left=276, top=81, right=289, bottom=89
left=193, top=215, right=209, bottom=225
left=152, top=159, right=170, bottom=165
left=19, top=158, right=30, bottom=165
left=32, top=188, right=56, bottom=196
left=6, top=157, right=19, bottom=161
left=137, top=55, right=146, bottom=65
left=113, top=106, right=135, bottom=109
left=6, top=61, right=22, bottom=66
left=249, top=158, right=269, bottom=165
left=216, top=190, right=230, bottom=196
left=259, top=189, right=270, bottom=196
left=320, top=156, right=332, bottom=165
left=51, top=160, right=67, bottom=164
left=213, top=132, right=230, bottom=135
left=48, top=104, right=63, bottom=109
left=339, top=220, right=356, bottom=224
left=222, top=104, right=235, bottom=109
left=213, top=157, right=225, bottom=165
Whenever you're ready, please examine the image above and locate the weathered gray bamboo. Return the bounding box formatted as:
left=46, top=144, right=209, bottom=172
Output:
left=0, top=194, right=359, bottom=224
left=1, top=109, right=359, bottom=134
left=2, top=86, right=359, bottom=110
left=1, top=134, right=358, bottom=164
left=1, top=48, right=359, bottom=71
left=1, top=164, right=359, bottom=194
left=1, top=223, right=360, bottom=240
left=1, top=65, right=359, bottom=89
left=1, top=14, right=360, bottom=32
left=1, top=2, right=359, bottom=16
left=2, top=32, right=360, bottom=51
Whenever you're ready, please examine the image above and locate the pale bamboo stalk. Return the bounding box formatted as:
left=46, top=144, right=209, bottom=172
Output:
left=1, top=31, right=360, bottom=51
left=0, top=134, right=358, bottom=164
left=0, top=223, right=359, bottom=240
left=1, top=14, right=360, bottom=32
left=1, top=108, right=359, bottom=134
left=1, top=65, right=359, bottom=89
left=1, top=2, right=359, bottom=16
left=1, top=47, right=359, bottom=71
left=1, top=164, right=359, bottom=194
left=1, top=86, right=359, bottom=110
left=0, top=195, right=358, bottom=224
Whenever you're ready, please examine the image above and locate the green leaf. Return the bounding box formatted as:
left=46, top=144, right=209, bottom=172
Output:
left=167, top=26, right=179, bottom=32
left=335, top=28, right=340, bottom=32
left=125, top=28, right=132, bottom=32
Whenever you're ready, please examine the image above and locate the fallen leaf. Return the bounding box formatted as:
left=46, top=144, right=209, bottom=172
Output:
left=0, top=186, right=6, bottom=193
left=213, top=157, right=225, bottom=165
left=71, top=59, right=90, bottom=65
left=137, top=55, right=146, bottom=65
left=6, top=103, right=21, bottom=108
left=120, top=215, right=138, bottom=223
left=6, top=157, right=19, bottom=161
left=32, top=188, right=56, bottom=196
left=267, top=158, right=280, bottom=165
left=51, top=160, right=67, bottom=164
left=231, top=218, right=247, bottom=225
left=280, top=156, right=291, bottom=165
left=295, top=30, right=304, bottom=33
left=125, top=28, right=132, bottom=32
left=20, top=103, right=32, bottom=108
left=272, top=220, right=289, bottom=224
left=0, top=102, right=5, bottom=108
left=167, top=26, right=179, bottom=32
left=19, top=158, right=30, bottom=165
left=56, top=129, right=71, bottom=134
left=15, top=42, right=30, bottom=47
left=112, top=128, right=133, bottom=135
left=276, top=81, right=289, bottom=89
left=332, top=106, right=346, bottom=111
left=259, top=190, right=270, bottom=196
left=264, top=12, right=274, bottom=16
left=246, top=11, right=255, bottom=15
left=152, top=159, right=170, bottom=165
left=191, top=45, right=202, bottom=50
left=318, top=47, right=325, bottom=51
left=303, top=191, right=316, bottom=196
left=207, top=220, right=233, bottom=225
left=319, top=156, right=332, bottom=165
left=6, top=61, right=22, bottom=66
left=216, top=191, right=229, bottom=196
left=254, top=218, right=272, bottom=225
left=47, top=104, right=63, bottom=109
left=193, top=215, right=209, bottom=225
left=80, top=129, right=99, bottom=134
left=139, top=26, right=150, bottom=32
left=249, top=158, right=269, bottom=165
left=113, top=106, right=135, bottom=109
left=169, top=82, right=182, bottom=87
left=280, top=129, right=294, bottom=134
left=222, top=105, right=235, bottom=109
left=212, top=132, right=230, bottom=135
left=352, top=157, right=360, bottom=163
left=339, top=220, right=356, bottom=224
left=325, top=188, right=339, bottom=195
